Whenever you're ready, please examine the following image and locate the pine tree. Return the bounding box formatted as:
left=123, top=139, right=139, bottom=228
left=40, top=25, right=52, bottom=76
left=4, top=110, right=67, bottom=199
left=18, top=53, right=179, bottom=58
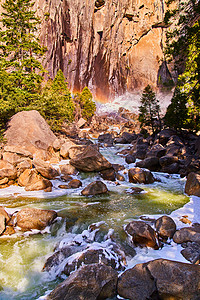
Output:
left=165, top=87, right=188, bottom=130
left=138, top=85, right=161, bottom=133
left=164, top=0, right=200, bottom=131
left=33, top=70, right=74, bottom=131
left=79, top=87, right=96, bottom=120
left=0, top=0, right=45, bottom=92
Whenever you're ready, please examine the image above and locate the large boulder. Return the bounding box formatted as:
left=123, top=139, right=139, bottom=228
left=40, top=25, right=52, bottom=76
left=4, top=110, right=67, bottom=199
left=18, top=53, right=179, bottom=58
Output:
left=63, top=248, right=125, bottom=276
left=118, top=259, right=200, bottom=300
left=136, top=157, right=160, bottom=172
left=146, top=144, right=166, bottom=158
left=4, top=110, right=56, bottom=157
left=70, top=146, right=112, bottom=172
left=115, top=132, right=137, bottom=144
left=81, top=181, right=108, bottom=196
left=173, top=227, right=200, bottom=244
left=125, top=220, right=159, bottom=249
left=18, top=169, right=52, bottom=191
left=47, top=263, right=118, bottom=300
left=128, top=167, right=155, bottom=184
left=0, top=160, right=17, bottom=180
left=155, top=216, right=176, bottom=240
left=16, top=208, right=57, bottom=231
left=185, top=172, right=200, bottom=196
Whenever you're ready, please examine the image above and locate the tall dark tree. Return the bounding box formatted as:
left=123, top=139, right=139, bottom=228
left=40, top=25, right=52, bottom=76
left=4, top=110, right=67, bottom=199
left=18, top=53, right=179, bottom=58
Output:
left=0, top=0, right=46, bottom=135
left=139, top=85, right=161, bottom=133
left=0, top=0, right=46, bottom=92
left=165, top=0, right=200, bottom=131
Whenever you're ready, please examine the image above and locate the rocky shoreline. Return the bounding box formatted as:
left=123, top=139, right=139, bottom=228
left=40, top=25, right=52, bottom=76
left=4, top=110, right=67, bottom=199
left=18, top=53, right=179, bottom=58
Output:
left=0, top=109, right=200, bottom=299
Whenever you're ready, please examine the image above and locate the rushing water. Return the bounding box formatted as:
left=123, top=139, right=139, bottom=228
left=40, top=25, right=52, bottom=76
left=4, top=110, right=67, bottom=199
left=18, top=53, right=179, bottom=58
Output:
left=0, top=145, right=190, bottom=299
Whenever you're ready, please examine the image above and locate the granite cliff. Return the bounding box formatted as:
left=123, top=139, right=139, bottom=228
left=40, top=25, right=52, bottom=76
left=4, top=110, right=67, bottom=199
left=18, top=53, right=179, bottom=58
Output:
left=35, top=0, right=172, bottom=100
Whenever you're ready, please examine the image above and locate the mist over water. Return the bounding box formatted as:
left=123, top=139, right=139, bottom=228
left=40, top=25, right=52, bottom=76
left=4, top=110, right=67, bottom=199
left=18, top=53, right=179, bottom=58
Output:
left=96, top=91, right=173, bottom=115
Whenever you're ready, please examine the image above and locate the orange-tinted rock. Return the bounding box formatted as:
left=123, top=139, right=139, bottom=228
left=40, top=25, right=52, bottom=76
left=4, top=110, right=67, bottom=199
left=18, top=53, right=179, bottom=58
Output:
left=16, top=208, right=57, bottom=230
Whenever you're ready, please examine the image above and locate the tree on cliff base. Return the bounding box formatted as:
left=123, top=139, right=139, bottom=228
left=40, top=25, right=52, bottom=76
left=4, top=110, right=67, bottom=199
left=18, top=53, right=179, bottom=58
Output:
left=164, top=0, right=200, bottom=131
left=139, top=85, right=161, bottom=134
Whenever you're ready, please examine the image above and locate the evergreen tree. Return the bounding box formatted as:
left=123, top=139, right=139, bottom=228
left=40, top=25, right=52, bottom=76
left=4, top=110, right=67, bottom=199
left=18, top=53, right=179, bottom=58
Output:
left=138, top=85, right=161, bottom=133
left=164, top=0, right=200, bottom=131
left=80, top=87, right=96, bottom=120
left=0, top=0, right=45, bottom=134
left=165, top=87, right=188, bottom=130
left=33, top=70, right=74, bottom=131
left=0, top=0, right=45, bottom=83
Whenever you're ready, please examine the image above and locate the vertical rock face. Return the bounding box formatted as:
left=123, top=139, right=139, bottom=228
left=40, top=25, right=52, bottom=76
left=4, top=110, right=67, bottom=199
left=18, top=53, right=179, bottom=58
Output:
left=36, top=0, right=170, bottom=100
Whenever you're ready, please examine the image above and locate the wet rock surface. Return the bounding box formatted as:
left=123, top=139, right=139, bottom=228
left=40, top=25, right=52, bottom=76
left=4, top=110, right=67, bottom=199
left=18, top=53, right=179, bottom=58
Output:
left=16, top=208, right=57, bottom=231
left=47, top=263, right=118, bottom=300
left=81, top=181, right=108, bottom=196
left=118, top=259, right=200, bottom=300
left=125, top=220, right=159, bottom=249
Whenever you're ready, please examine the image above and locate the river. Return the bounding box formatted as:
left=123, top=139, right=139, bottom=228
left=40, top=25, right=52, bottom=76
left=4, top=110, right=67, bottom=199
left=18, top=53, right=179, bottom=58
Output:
left=0, top=143, right=195, bottom=299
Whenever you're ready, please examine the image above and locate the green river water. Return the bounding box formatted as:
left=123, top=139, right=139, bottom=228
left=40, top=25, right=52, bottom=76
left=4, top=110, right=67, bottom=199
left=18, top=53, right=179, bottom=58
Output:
left=0, top=146, right=189, bottom=299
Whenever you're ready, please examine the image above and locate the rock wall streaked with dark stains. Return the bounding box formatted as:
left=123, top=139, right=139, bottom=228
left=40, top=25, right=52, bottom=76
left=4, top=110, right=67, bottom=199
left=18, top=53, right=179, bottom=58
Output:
left=12, top=0, right=175, bottom=101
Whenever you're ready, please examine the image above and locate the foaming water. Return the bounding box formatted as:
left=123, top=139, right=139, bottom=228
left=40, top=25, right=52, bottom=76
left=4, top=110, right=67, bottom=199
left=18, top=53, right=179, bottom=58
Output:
left=96, top=91, right=172, bottom=115
left=0, top=144, right=194, bottom=299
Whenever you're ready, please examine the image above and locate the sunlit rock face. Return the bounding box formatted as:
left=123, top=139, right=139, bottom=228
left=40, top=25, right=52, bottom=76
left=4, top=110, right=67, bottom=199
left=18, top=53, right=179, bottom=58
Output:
left=5, top=0, right=173, bottom=100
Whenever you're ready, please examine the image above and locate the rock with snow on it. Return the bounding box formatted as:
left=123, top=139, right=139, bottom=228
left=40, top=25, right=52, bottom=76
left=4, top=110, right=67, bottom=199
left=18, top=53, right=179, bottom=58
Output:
left=4, top=110, right=56, bottom=157
left=0, top=160, right=17, bottom=180
left=47, top=263, right=118, bottom=300
left=125, top=220, right=159, bottom=249
left=128, top=167, right=155, bottom=184
left=63, top=248, right=125, bottom=276
left=60, top=164, right=78, bottom=176
left=81, top=181, right=108, bottom=196
left=16, top=208, right=57, bottom=231
left=70, top=145, right=112, bottom=172
left=173, top=227, right=200, bottom=244
left=155, top=216, right=176, bottom=240
left=43, top=245, right=82, bottom=273
left=118, top=259, right=200, bottom=300
left=33, top=158, right=59, bottom=179
left=185, top=172, right=200, bottom=197
left=126, top=187, right=144, bottom=194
